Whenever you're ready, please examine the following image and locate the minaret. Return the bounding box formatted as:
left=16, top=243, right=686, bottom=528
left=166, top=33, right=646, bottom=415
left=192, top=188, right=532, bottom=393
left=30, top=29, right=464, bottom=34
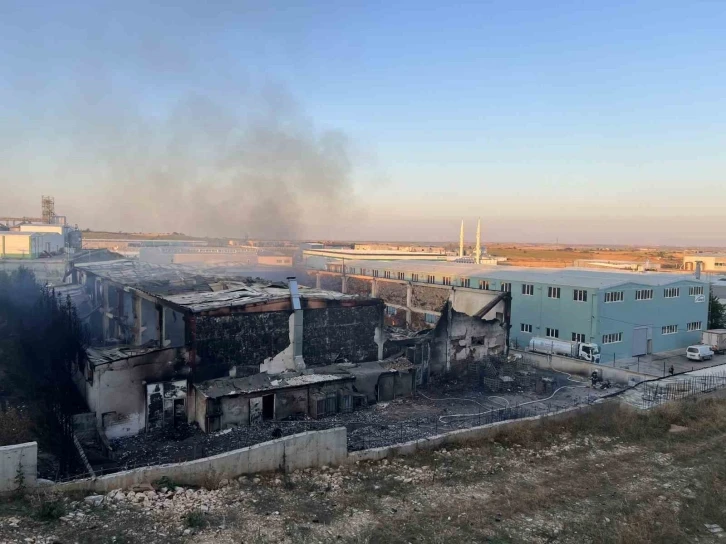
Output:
left=459, top=219, right=464, bottom=258
left=475, top=217, right=482, bottom=264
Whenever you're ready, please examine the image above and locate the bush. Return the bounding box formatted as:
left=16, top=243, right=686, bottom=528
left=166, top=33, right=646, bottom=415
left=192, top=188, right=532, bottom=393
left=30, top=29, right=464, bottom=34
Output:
left=35, top=496, right=66, bottom=521
left=185, top=510, right=206, bottom=528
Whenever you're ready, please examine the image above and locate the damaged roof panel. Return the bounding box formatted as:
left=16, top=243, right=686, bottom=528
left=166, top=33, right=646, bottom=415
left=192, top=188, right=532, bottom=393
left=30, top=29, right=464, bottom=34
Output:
left=85, top=346, right=176, bottom=367
left=74, top=259, right=366, bottom=312
left=195, top=372, right=352, bottom=398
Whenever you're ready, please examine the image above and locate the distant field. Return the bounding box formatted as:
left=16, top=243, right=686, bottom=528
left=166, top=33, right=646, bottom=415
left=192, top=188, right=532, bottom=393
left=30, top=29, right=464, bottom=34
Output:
left=487, top=244, right=682, bottom=268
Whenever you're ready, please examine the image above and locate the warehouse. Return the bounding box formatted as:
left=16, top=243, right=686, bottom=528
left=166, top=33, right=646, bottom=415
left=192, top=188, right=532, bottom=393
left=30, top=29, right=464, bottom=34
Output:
left=308, top=261, right=709, bottom=361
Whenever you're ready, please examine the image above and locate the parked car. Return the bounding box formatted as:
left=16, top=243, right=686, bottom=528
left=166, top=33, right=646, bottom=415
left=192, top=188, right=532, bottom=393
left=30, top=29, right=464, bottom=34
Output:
left=686, top=345, right=714, bottom=361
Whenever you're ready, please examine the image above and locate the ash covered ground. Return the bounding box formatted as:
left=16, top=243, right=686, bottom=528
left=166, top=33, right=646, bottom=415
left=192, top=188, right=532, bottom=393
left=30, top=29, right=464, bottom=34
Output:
left=110, top=369, right=616, bottom=470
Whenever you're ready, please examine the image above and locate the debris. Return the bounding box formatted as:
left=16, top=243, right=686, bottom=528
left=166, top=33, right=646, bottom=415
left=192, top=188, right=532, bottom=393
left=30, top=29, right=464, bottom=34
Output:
left=705, top=524, right=725, bottom=538
left=84, top=495, right=105, bottom=507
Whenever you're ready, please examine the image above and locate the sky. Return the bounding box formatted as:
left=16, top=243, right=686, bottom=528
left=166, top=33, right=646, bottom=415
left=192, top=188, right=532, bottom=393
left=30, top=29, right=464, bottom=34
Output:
left=0, top=0, right=725, bottom=245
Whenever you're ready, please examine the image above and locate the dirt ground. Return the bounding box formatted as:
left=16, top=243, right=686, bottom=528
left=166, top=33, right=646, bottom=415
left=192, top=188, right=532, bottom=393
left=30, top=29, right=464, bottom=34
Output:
left=3, top=395, right=726, bottom=543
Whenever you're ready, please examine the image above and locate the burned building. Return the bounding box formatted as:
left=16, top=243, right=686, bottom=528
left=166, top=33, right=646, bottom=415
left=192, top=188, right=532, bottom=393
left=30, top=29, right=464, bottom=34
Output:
left=67, top=260, right=386, bottom=438
left=190, top=359, right=417, bottom=433
left=304, top=261, right=511, bottom=379
left=73, top=346, right=187, bottom=439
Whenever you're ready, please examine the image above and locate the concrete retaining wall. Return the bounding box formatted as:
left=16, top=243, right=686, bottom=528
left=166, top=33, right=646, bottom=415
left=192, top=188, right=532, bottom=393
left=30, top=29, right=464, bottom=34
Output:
left=347, top=402, right=601, bottom=463
left=0, top=442, right=37, bottom=494
left=512, top=349, right=648, bottom=386
left=55, top=428, right=346, bottom=494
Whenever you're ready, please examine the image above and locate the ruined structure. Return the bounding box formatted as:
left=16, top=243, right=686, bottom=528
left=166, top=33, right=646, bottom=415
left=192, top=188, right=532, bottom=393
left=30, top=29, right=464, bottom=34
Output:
left=68, top=260, right=387, bottom=438
left=303, top=260, right=512, bottom=379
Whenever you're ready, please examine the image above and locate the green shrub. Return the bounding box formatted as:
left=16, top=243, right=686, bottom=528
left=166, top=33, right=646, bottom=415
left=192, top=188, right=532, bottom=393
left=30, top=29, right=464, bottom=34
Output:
left=185, top=510, right=206, bottom=528
left=35, top=497, right=66, bottom=521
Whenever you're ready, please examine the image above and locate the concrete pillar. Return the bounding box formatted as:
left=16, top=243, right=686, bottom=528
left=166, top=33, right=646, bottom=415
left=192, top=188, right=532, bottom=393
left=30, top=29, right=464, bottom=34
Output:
left=133, top=294, right=143, bottom=345
left=445, top=302, right=453, bottom=373
left=102, top=281, right=109, bottom=342
left=341, top=275, right=348, bottom=294
left=371, top=279, right=378, bottom=297
left=405, top=283, right=413, bottom=327
left=315, top=273, right=321, bottom=289
left=158, top=305, right=166, bottom=346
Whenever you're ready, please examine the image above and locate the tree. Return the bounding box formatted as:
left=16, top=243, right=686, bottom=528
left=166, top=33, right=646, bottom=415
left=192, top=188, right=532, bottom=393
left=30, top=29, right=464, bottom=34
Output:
left=0, top=268, right=87, bottom=475
left=709, top=293, right=726, bottom=330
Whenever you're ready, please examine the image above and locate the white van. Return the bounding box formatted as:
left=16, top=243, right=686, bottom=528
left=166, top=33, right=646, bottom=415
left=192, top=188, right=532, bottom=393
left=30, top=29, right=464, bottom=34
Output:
left=686, top=345, right=714, bottom=361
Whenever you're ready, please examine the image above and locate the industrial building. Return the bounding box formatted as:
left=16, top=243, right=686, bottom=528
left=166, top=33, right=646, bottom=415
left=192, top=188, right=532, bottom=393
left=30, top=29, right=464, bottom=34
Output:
left=683, top=253, right=726, bottom=273
left=308, top=261, right=709, bottom=361
left=0, top=231, right=64, bottom=258
left=1, top=196, right=82, bottom=251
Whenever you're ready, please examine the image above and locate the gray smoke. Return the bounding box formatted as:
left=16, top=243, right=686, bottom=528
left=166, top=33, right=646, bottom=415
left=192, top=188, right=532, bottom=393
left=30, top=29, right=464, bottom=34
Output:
left=56, top=83, right=357, bottom=239
left=0, top=4, right=364, bottom=240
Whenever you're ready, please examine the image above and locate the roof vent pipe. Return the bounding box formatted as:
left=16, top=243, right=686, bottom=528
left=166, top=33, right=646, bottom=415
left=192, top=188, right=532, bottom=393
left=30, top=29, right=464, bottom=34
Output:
left=287, top=277, right=305, bottom=370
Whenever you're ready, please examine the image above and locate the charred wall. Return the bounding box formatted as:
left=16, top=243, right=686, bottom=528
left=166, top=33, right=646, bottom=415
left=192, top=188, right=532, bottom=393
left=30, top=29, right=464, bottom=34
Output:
left=302, top=303, right=383, bottom=366
left=319, top=275, right=343, bottom=292
left=346, top=277, right=372, bottom=297
left=194, top=312, right=291, bottom=379
left=411, top=285, right=448, bottom=312
left=384, top=307, right=408, bottom=328
left=376, top=281, right=407, bottom=305
left=295, top=271, right=317, bottom=288
left=410, top=312, right=432, bottom=331
left=430, top=305, right=507, bottom=377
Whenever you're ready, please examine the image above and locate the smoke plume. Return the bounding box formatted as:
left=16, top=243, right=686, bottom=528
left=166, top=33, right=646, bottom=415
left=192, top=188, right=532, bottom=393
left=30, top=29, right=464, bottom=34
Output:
left=0, top=5, right=364, bottom=239
left=60, top=84, right=357, bottom=239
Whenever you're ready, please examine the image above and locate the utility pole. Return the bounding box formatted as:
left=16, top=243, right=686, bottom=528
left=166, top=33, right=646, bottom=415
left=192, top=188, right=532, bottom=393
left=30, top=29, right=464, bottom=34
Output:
left=459, top=219, right=464, bottom=258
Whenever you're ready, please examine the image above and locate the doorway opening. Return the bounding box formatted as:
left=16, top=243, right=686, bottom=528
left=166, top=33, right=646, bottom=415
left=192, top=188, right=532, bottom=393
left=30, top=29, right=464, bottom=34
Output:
left=262, top=394, right=275, bottom=420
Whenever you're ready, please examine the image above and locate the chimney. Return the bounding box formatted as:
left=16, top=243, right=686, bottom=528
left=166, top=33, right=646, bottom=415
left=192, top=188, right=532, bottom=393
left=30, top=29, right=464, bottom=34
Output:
left=459, top=219, right=464, bottom=258
left=475, top=217, right=482, bottom=264
left=695, top=262, right=702, bottom=280
left=287, top=277, right=305, bottom=370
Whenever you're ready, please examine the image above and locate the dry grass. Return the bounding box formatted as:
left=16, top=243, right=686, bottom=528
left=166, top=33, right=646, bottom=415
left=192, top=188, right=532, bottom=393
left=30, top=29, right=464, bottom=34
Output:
left=6, top=397, right=726, bottom=543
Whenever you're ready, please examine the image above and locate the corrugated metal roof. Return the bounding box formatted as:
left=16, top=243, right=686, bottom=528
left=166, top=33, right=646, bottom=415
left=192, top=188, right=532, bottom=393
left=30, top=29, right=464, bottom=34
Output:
left=340, top=261, right=706, bottom=289
left=51, top=283, right=95, bottom=319
left=164, top=284, right=357, bottom=313
left=85, top=346, right=174, bottom=367
left=75, top=259, right=363, bottom=311
left=195, top=372, right=351, bottom=398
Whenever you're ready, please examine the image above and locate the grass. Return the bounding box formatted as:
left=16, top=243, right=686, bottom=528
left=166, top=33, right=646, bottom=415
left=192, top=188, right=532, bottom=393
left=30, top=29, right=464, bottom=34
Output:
left=354, top=397, right=726, bottom=543
left=6, top=396, right=726, bottom=543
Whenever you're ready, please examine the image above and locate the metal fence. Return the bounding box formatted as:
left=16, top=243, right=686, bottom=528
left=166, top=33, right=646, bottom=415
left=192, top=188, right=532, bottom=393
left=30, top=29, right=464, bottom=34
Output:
left=639, top=372, right=726, bottom=409
left=55, top=393, right=598, bottom=483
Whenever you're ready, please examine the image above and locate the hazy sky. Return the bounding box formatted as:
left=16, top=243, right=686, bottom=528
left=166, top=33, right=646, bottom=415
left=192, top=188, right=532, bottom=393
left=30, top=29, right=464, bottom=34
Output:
left=1, top=1, right=725, bottom=245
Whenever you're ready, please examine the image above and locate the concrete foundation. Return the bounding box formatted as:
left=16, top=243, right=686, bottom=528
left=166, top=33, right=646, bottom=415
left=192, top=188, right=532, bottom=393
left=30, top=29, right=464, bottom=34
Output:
left=54, top=428, right=346, bottom=493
